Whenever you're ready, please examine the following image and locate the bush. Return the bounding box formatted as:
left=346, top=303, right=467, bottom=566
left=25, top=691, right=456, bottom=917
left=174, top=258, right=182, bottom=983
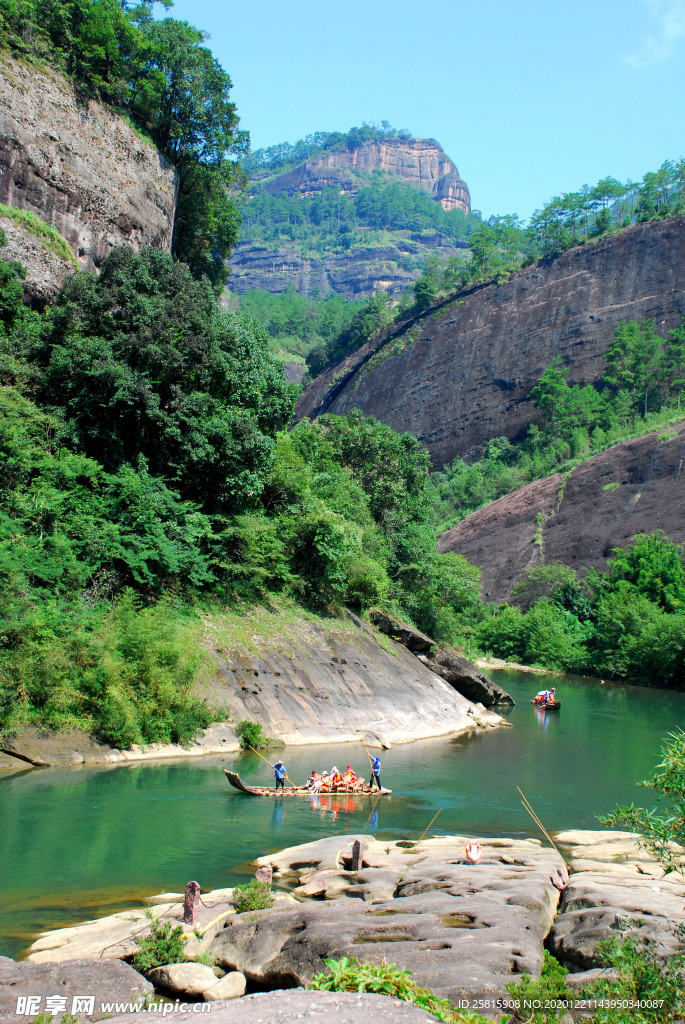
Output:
left=232, top=879, right=274, bottom=913
left=309, top=956, right=487, bottom=1023
left=133, top=916, right=186, bottom=972
left=505, top=950, right=569, bottom=1023
left=583, top=933, right=685, bottom=1024
left=236, top=720, right=266, bottom=750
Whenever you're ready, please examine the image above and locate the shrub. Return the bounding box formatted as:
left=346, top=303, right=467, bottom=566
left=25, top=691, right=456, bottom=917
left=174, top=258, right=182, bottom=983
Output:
left=505, top=950, right=569, bottom=1022
left=236, top=720, right=266, bottom=751
left=583, top=933, right=685, bottom=1023
left=309, top=956, right=487, bottom=1023
left=232, top=879, right=274, bottom=913
left=133, top=916, right=186, bottom=971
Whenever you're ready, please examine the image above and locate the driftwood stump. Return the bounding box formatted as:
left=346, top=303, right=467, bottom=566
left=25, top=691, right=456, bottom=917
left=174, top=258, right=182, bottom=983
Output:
left=183, top=880, right=201, bottom=926
left=351, top=840, right=363, bottom=871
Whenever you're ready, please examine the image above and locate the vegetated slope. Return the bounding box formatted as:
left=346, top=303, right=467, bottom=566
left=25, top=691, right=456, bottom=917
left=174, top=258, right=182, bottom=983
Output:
left=438, top=422, right=685, bottom=602
left=228, top=136, right=474, bottom=301
left=0, top=51, right=177, bottom=303
left=294, top=215, right=685, bottom=466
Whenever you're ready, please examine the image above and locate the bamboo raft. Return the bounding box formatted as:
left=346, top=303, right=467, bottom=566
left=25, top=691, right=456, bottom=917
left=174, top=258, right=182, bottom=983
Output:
left=530, top=699, right=562, bottom=709
left=224, top=770, right=392, bottom=797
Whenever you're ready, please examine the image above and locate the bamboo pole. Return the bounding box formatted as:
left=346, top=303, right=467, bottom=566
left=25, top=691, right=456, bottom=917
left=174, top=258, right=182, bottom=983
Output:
left=248, top=745, right=298, bottom=789
left=517, top=786, right=564, bottom=859
left=418, top=808, right=442, bottom=843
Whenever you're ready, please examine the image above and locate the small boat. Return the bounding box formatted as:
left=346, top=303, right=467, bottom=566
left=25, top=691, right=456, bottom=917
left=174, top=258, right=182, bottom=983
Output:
left=224, top=770, right=392, bottom=797
left=530, top=698, right=562, bottom=709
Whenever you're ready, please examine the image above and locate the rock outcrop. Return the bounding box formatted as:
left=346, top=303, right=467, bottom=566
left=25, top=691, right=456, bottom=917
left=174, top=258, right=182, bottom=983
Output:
left=2, top=610, right=504, bottom=767
left=0, top=51, right=177, bottom=301
left=261, top=138, right=470, bottom=213
left=211, top=834, right=564, bottom=1007
left=369, top=609, right=514, bottom=706
left=0, top=957, right=152, bottom=1022
left=551, top=830, right=685, bottom=972
left=295, top=216, right=685, bottom=466
left=101, top=991, right=441, bottom=1024
left=439, top=422, right=685, bottom=601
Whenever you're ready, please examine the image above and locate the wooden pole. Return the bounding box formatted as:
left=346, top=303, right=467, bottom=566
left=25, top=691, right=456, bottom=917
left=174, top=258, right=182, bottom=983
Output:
left=248, top=745, right=297, bottom=789
left=417, top=808, right=442, bottom=843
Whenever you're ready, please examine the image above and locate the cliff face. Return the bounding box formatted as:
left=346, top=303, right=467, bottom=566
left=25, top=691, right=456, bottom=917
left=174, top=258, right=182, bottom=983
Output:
left=295, top=217, right=685, bottom=466
left=228, top=235, right=466, bottom=300
left=0, top=52, right=177, bottom=299
left=263, top=138, right=471, bottom=213
left=438, top=422, right=685, bottom=601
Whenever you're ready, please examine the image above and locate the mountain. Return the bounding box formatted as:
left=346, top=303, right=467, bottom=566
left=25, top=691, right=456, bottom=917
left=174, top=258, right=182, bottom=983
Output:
left=228, top=134, right=475, bottom=301
left=438, top=422, right=685, bottom=602
left=294, top=215, right=685, bottom=466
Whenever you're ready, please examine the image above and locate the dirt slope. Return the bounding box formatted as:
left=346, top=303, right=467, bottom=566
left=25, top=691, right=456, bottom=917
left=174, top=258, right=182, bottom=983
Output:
left=438, top=422, right=685, bottom=601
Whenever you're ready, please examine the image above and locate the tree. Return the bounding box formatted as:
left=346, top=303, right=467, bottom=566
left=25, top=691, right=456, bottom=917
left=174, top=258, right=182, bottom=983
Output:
left=604, top=319, right=668, bottom=416
left=598, top=729, right=685, bottom=873
left=529, top=358, right=570, bottom=443
left=32, top=247, right=294, bottom=511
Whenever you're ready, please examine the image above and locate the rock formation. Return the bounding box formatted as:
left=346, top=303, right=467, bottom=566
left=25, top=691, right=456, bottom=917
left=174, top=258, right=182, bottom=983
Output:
left=0, top=52, right=177, bottom=301
left=295, top=216, right=685, bottom=466
left=228, top=137, right=471, bottom=300
left=438, top=422, right=685, bottom=601
left=0, top=611, right=503, bottom=766
left=262, top=138, right=470, bottom=213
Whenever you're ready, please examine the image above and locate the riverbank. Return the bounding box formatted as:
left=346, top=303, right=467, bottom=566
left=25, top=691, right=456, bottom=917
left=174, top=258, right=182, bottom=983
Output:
left=6, top=829, right=682, bottom=1021
left=1, top=609, right=506, bottom=768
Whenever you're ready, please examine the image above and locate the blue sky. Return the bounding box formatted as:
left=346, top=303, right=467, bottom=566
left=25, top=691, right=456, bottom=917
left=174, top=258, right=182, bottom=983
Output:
left=160, top=0, right=685, bottom=221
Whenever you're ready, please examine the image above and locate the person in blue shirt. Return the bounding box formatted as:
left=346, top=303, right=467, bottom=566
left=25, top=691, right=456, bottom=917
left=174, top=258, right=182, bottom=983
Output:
left=370, top=755, right=382, bottom=790
left=274, top=760, right=287, bottom=791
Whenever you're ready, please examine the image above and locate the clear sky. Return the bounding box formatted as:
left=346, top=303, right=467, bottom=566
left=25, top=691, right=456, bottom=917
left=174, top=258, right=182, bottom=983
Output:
left=160, top=0, right=685, bottom=221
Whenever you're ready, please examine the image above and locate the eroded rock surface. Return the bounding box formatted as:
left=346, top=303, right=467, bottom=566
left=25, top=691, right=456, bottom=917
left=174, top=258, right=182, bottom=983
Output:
left=551, top=830, right=685, bottom=969
left=210, top=835, right=564, bottom=1005
left=98, top=990, right=442, bottom=1024
left=295, top=217, right=685, bottom=466
left=439, top=423, right=685, bottom=601
left=0, top=957, right=152, bottom=1022
left=0, top=51, right=176, bottom=300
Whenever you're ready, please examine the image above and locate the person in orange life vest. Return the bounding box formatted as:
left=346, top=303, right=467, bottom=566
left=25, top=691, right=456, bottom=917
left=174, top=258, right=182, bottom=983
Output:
left=330, top=767, right=343, bottom=789
left=319, top=771, right=331, bottom=792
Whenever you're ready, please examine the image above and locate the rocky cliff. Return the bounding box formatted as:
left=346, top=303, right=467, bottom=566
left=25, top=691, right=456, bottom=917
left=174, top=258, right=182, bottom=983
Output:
left=438, top=421, right=685, bottom=601
left=262, top=138, right=470, bottom=212
left=0, top=52, right=177, bottom=302
left=295, top=216, right=685, bottom=465
left=228, top=137, right=471, bottom=300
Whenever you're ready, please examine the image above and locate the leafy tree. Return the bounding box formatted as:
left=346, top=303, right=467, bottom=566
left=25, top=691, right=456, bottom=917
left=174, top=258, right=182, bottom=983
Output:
left=32, top=247, right=294, bottom=511
left=511, top=563, right=581, bottom=612
left=604, top=319, right=667, bottom=416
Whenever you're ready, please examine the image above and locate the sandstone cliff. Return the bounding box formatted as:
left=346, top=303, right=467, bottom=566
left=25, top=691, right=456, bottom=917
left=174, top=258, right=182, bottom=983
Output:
left=295, top=217, right=685, bottom=465
left=262, top=138, right=470, bottom=212
left=0, top=52, right=177, bottom=301
left=438, top=421, right=685, bottom=601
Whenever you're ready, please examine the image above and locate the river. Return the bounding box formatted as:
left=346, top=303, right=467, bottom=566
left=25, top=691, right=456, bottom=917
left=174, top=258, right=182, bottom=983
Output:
left=1, top=668, right=683, bottom=959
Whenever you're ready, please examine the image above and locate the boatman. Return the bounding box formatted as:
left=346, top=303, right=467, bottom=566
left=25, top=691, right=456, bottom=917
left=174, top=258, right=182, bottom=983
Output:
left=370, top=754, right=382, bottom=790
left=274, top=759, right=287, bottom=791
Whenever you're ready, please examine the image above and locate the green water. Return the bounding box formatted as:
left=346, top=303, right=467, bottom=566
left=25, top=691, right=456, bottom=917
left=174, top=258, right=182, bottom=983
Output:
left=1, top=669, right=683, bottom=959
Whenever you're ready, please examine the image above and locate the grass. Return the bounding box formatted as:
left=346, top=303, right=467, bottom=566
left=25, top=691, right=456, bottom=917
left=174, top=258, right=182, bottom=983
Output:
left=0, top=204, right=78, bottom=267
left=602, top=481, right=620, bottom=492
left=232, top=879, right=274, bottom=913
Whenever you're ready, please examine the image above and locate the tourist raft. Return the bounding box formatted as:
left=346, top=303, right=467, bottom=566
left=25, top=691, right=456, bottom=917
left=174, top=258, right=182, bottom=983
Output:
left=224, top=770, right=392, bottom=797
left=531, top=698, right=562, bottom=709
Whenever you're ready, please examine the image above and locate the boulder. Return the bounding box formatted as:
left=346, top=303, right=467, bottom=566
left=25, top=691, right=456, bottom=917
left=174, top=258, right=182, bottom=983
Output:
left=213, top=834, right=564, bottom=1005
left=368, top=610, right=434, bottom=651
left=95, top=989, right=442, bottom=1023
left=147, top=962, right=218, bottom=997
left=424, top=649, right=515, bottom=706
left=0, top=957, right=152, bottom=1022
left=204, top=970, right=247, bottom=1001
